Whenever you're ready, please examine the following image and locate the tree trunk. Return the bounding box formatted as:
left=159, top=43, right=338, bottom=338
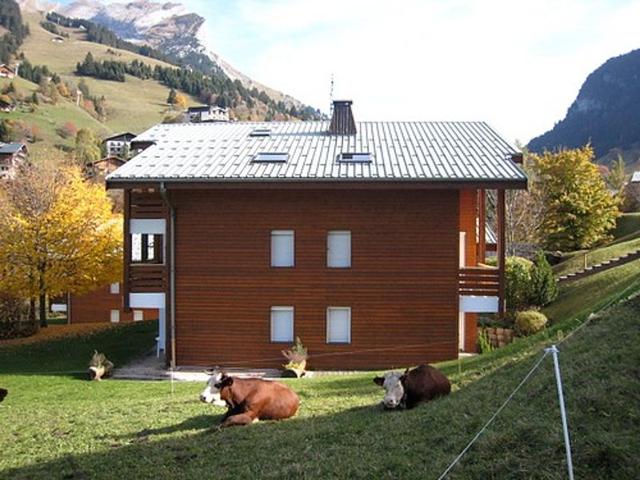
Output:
left=29, top=298, right=36, bottom=323
left=39, top=293, right=47, bottom=328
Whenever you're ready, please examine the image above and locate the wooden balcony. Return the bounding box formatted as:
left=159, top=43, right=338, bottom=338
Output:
left=458, top=266, right=500, bottom=296
left=129, top=264, right=167, bottom=293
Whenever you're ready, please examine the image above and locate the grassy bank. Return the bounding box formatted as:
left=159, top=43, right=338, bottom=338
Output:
left=1, top=282, right=639, bottom=478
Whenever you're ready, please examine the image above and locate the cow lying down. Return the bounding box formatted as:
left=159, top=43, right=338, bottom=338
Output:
left=200, top=370, right=300, bottom=427
left=374, top=364, right=451, bottom=410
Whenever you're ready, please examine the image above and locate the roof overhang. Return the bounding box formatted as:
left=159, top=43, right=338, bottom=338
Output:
left=106, top=178, right=528, bottom=191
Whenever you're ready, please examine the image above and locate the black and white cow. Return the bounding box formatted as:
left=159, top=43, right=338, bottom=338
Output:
left=373, top=364, right=451, bottom=409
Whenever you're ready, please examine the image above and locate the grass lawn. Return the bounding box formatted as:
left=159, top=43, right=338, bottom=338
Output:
left=552, top=236, right=640, bottom=277
left=1, top=271, right=639, bottom=478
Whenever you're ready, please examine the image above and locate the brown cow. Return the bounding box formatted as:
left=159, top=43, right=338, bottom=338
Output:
left=373, top=364, right=450, bottom=409
left=0, top=388, right=7, bottom=403
left=200, top=371, right=299, bottom=427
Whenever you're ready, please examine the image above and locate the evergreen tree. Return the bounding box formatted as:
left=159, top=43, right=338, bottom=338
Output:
left=167, top=88, right=177, bottom=105
left=529, top=251, right=558, bottom=307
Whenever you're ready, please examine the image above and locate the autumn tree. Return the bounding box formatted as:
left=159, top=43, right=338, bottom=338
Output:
left=75, top=128, right=101, bottom=164
left=174, top=92, right=188, bottom=110
left=532, top=146, right=620, bottom=251
left=0, top=160, right=122, bottom=327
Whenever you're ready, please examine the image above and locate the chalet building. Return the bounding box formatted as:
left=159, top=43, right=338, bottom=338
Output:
left=0, top=142, right=28, bottom=180
left=0, top=64, right=16, bottom=79
left=84, top=156, right=126, bottom=180
left=106, top=100, right=527, bottom=370
left=186, top=105, right=229, bottom=123
left=632, top=171, right=640, bottom=183
left=103, top=132, right=136, bottom=158
left=67, top=282, right=157, bottom=325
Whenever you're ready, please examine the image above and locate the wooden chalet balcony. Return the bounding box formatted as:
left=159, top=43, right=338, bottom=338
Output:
left=128, top=264, right=167, bottom=293
left=458, top=266, right=500, bottom=297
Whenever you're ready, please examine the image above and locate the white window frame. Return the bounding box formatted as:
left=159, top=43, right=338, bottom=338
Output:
left=133, top=310, right=144, bottom=322
left=110, top=309, right=120, bottom=323
left=271, top=230, right=295, bottom=267
left=110, top=282, right=120, bottom=294
left=326, top=307, right=351, bottom=344
left=270, top=306, right=294, bottom=343
left=327, top=231, right=351, bottom=268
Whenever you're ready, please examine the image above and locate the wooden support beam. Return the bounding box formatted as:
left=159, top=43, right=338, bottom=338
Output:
left=123, top=189, right=131, bottom=311
left=497, top=189, right=506, bottom=319
left=478, top=189, right=486, bottom=264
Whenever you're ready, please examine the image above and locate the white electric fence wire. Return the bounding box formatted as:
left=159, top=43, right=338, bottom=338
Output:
left=437, top=350, right=550, bottom=480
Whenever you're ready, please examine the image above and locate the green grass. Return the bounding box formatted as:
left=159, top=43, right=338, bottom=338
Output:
left=1, top=275, right=639, bottom=478
left=545, top=259, right=640, bottom=322
left=552, top=236, right=640, bottom=277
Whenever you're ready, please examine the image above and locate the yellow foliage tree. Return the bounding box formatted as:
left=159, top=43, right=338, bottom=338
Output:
left=531, top=145, right=620, bottom=251
left=174, top=93, right=188, bottom=110
left=0, top=162, right=122, bottom=327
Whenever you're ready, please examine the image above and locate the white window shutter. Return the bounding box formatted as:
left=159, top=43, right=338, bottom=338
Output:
left=327, top=307, right=351, bottom=343
left=271, top=231, right=294, bottom=267
left=327, top=231, right=351, bottom=268
left=271, top=307, right=294, bottom=342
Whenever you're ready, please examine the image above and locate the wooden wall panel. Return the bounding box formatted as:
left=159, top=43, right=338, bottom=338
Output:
left=69, top=284, right=157, bottom=324
left=172, top=188, right=461, bottom=369
left=459, top=189, right=479, bottom=353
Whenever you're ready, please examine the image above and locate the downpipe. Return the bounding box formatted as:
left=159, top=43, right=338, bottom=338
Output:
left=159, top=182, right=177, bottom=370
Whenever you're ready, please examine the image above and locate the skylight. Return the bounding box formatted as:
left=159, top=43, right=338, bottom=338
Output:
left=249, top=128, right=272, bottom=137
left=337, top=152, right=372, bottom=163
left=253, top=152, right=288, bottom=163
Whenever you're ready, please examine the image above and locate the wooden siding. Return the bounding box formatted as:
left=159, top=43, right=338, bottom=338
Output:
left=69, top=284, right=157, bottom=324
left=171, top=188, right=461, bottom=369
left=459, top=190, right=479, bottom=353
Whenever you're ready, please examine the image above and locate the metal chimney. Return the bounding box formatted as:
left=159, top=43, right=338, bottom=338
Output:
left=328, top=100, right=356, bottom=135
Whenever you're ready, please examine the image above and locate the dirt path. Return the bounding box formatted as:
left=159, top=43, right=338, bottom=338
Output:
left=0, top=323, right=117, bottom=347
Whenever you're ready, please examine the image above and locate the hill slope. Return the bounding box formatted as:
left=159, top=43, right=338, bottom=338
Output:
left=528, top=48, right=640, bottom=164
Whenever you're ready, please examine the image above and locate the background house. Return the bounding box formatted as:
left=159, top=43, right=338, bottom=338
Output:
left=103, top=132, right=136, bottom=158
left=0, top=64, right=16, bottom=78
left=186, top=105, right=229, bottom=123
left=84, top=156, right=125, bottom=180
left=67, top=282, right=157, bottom=325
left=106, top=100, right=526, bottom=369
left=0, top=142, right=28, bottom=180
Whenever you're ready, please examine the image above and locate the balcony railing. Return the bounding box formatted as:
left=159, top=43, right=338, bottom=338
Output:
left=129, top=264, right=167, bottom=293
left=458, top=266, right=500, bottom=296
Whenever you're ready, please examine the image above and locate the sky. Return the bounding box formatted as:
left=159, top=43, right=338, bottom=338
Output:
left=183, top=0, right=640, bottom=144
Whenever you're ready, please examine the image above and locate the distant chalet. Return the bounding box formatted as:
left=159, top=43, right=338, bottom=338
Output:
left=0, top=143, right=28, bottom=180
left=106, top=100, right=526, bottom=369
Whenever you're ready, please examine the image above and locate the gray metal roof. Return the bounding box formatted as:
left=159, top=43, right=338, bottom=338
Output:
left=106, top=121, right=526, bottom=185
left=0, top=143, right=25, bottom=155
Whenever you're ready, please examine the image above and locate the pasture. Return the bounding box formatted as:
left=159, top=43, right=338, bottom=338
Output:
left=1, top=296, right=639, bottom=478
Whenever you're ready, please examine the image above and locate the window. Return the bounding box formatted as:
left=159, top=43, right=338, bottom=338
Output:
left=327, top=307, right=351, bottom=343
left=110, top=282, right=120, bottom=294
left=131, top=234, right=164, bottom=264
left=110, top=309, right=120, bottom=323
left=327, top=231, right=351, bottom=268
left=133, top=310, right=144, bottom=322
left=249, top=128, right=271, bottom=137
left=271, top=307, right=294, bottom=342
left=271, top=230, right=294, bottom=267
left=337, top=152, right=372, bottom=163
left=253, top=152, right=288, bottom=162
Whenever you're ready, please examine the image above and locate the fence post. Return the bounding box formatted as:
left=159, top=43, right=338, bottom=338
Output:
left=545, top=345, right=575, bottom=480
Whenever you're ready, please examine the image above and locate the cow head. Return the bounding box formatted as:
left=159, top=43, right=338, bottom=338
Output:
left=373, top=370, right=407, bottom=410
left=199, top=367, right=227, bottom=407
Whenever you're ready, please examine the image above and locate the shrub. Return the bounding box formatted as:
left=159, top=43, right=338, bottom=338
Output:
left=0, top=295, right=36, bottom=340
left=529, top=251, right=558, bottom=307
left=515, top=310, right=548, bottom=336
left=477, top=329, right=494, bottom=354
left=57, top=121, right=78, bottom=139
left=504, top=257, right=533, bottom=313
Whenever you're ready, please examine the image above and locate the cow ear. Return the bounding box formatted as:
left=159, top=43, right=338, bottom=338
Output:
left=373, top=376, right=384, bottom=386
left=220, top=376, right=234, bottom=387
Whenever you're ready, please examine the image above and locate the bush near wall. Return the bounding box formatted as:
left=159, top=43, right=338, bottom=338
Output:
left=0, top=295, right=36, bottom=340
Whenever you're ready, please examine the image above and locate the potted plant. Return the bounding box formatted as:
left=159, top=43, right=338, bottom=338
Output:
left=281, top=337, right=308, bottom=378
